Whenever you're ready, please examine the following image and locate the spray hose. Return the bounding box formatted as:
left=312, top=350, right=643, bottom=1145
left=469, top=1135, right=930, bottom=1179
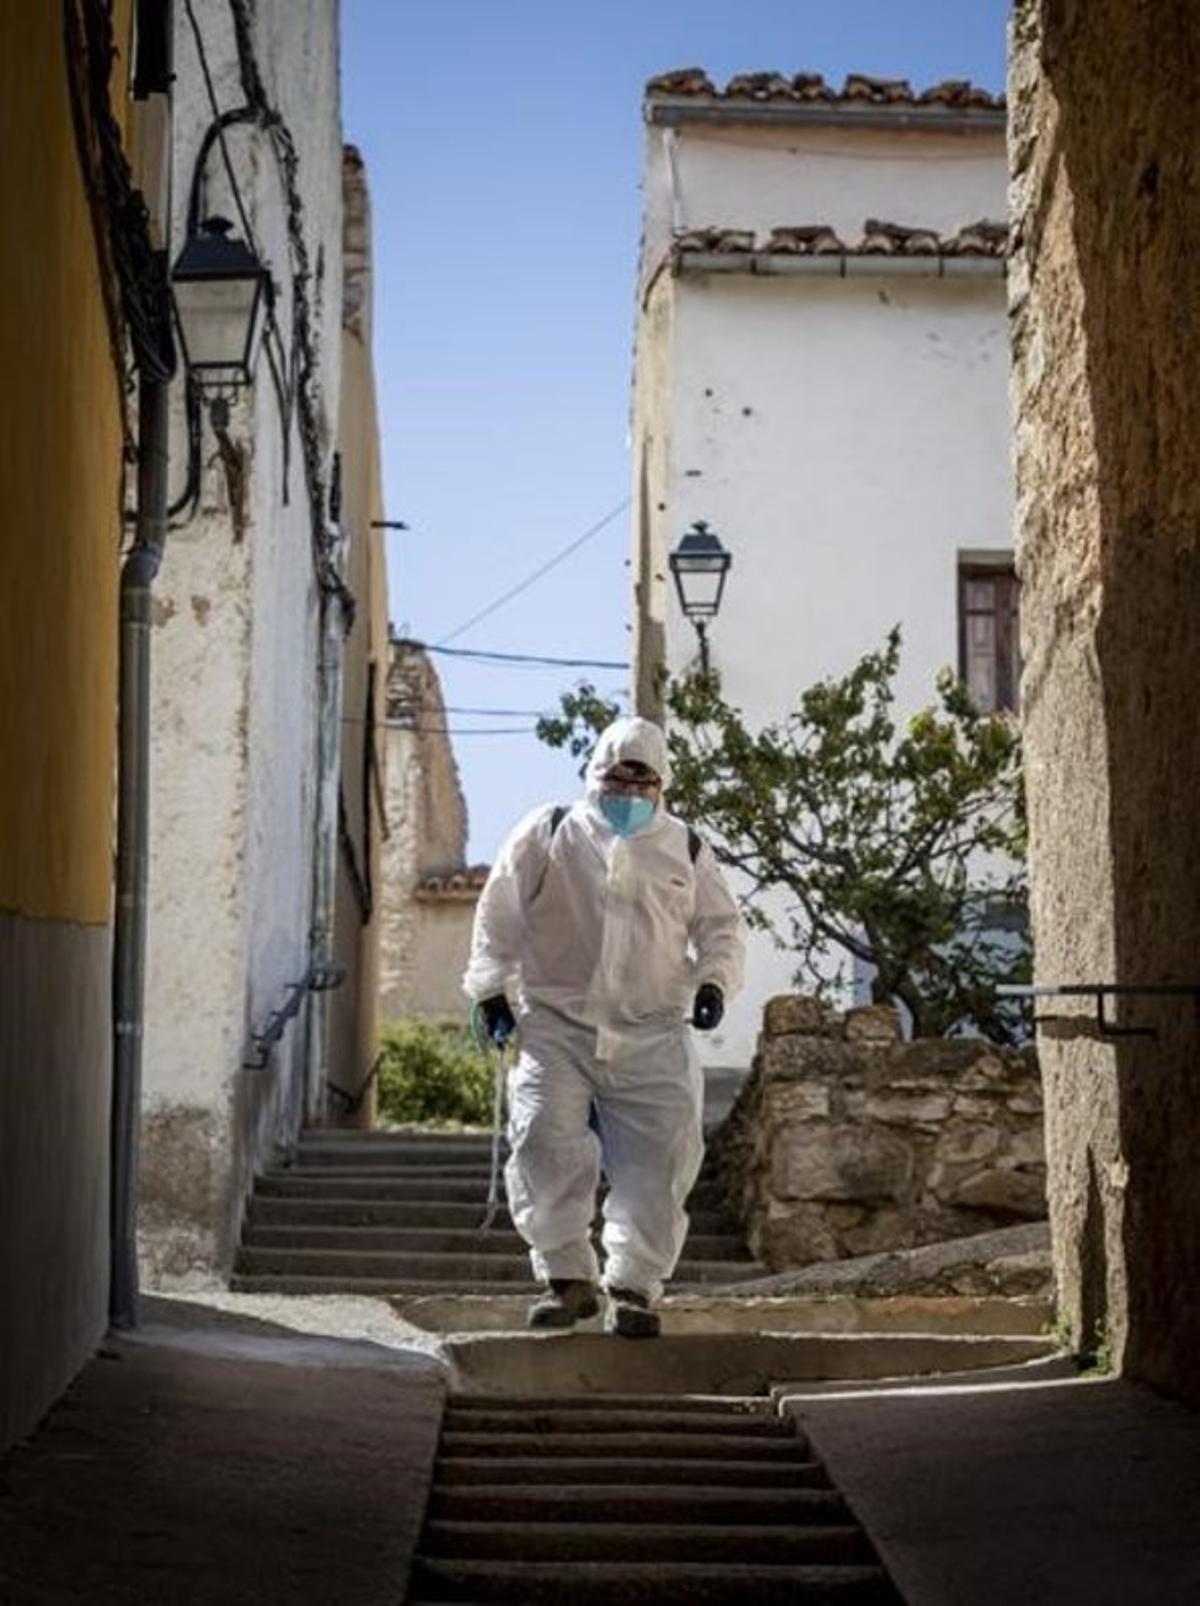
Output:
left=470, top=1001, right=514, bottom=1232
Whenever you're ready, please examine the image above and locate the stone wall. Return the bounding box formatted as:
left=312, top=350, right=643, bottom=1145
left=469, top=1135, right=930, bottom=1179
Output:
left=1009, top=0, right=1200, bottom=1401
left=711, top=997, right=1045, bottom=1270
left=378, top=640, right=485, bottom=1026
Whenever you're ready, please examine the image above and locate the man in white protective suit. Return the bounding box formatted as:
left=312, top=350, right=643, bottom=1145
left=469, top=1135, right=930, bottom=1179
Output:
left=462, top=715, right=745, bottom=1337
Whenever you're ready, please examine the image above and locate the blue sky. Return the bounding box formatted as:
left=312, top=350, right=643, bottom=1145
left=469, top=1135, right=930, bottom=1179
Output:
left=341, top=0, right=1009, bottom=862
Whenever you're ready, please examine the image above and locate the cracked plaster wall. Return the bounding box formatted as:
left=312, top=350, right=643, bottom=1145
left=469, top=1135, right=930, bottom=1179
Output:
left=141, top=0, right=343, bottom=1285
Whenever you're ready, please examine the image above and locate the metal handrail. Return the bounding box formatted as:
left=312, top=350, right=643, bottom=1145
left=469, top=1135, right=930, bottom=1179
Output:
left=243, top=963, right=344, bottom=1070
left=999, top=983, right=1200, bottom=1040
left=326, top=1050, right=384, bottom=1116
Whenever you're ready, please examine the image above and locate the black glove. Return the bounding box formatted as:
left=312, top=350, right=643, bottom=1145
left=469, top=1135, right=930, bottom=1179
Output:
left=480, top=993, right=517, bottom=1045
left=692, top=983, right=724, bottom=1031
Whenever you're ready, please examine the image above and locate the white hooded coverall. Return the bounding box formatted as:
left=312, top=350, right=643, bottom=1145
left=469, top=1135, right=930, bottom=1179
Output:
left=463, top=717, right=745, bottom=1301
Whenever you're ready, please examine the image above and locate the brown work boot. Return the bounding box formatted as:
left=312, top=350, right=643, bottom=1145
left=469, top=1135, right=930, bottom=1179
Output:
left=527, top=1278, right=601, bottom=1330
left=604, top=1285, right=661, bottom=1339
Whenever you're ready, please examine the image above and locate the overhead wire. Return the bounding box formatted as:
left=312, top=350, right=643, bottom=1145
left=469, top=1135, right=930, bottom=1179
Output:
left=416, top=643, right=630, bottom=671
left=341, top=706, right=562, bottom=724
left=434, top=497, right=630, bottom=647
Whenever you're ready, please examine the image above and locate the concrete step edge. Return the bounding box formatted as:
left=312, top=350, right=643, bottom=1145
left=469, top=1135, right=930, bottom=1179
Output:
left=234, top=1246, right=761, bottom=1274
left=239, top=1226, right=753, bottom=1258
left=419, top=1519, right=874, bottom=1561
left=440, top=1419, right=796, bottom=1445
left=436, top=1435, right=821, bottom=1462
left=447, top=1393, right=776, bottom=1413
left=408, top=1558, right=890, bottom=1584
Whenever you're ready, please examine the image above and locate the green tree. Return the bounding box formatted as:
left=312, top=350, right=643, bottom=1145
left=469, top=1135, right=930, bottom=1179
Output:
left=536, top=630, right=1029, bottom=1041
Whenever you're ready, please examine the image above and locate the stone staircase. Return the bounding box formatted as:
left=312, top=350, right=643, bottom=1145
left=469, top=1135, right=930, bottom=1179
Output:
left=405, top=1391, right=900, bottom=1603
left=232, top=1129, right=767, bottom=1295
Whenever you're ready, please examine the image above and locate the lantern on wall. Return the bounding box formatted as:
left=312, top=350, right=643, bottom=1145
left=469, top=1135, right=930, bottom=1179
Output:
left=171, top=216, right=271, bottom=388
left=667, top=520, right=732, bottom=669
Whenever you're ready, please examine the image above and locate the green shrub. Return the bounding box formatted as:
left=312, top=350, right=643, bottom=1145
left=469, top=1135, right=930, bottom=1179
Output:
left=376, top=1019, right=495, bottom=1127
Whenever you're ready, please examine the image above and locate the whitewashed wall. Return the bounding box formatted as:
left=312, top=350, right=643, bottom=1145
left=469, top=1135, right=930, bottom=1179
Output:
left=633, top=115, right=1012, bottom=1070
left=142, top=0, right=343, bottom=1284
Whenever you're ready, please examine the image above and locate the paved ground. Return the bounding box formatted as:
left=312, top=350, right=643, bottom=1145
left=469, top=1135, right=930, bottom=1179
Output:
left=0, top=1295, right=447, bottom=1606
left=3, top=1293, right=1199, bottom=1604
left=785, top=1371, right=1200, bottom=1606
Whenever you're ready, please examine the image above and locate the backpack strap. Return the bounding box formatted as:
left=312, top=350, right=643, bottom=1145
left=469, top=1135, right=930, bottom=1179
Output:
left=530, top=805, right=568, bottom=905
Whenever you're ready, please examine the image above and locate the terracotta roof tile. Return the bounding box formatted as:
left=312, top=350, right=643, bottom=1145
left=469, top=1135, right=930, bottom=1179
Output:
left=724, top=71, right=796, bottom=101
left=842, top=73, right=915, bottom=104
left=791, top=72, right=837, bottom=103
left=765, top=225, right=846, bottom=255
left=860, top=219, right=942, bottom=255
left=414, top=865, right=490, bottom=902
left=940, top=218, right=1010, bottom=255
left=645, top=66, right=717, bottom=97
left=674, top=226, right=757, bottom=255
left=919, top=78, right=1003, bottom=109
left=645, top=68, right=1005, bottom=112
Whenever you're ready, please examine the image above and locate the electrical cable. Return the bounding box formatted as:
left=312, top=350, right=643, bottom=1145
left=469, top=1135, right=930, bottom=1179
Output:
left=392, top=726, right=539, bottom=736
left=181, top=0, right=259, bottom=252
left=434, top=498, right=630, bottom=647
left=340, top=706, right=557, bottom=724
left=417, top=643, right=630, bottom=671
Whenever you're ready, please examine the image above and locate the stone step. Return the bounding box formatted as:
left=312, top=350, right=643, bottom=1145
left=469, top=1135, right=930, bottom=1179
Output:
left=261, top=1171, right=500, bottom=1198
left=299, top=1125, right=494, bottom=1138
left=245, top=1195, right=735, bottom=1235
left=295, top=1146, right=505, bottom=1169
left=232, top=1246, right=763, bottom=1284
left=246, top=1196, right=519, bottom=1229
left=229, top=1275, right=549, bottom=1296
left=437, top=1432, right=816, bottom=1463
left=441, top=1407, right=797, bottom=1438
left=256, top=1174, right=498, bottom=1201
left=406, top=1558, right=893, bottom=1602
left=289, top=1162, right=499, bottom=1180
left=434, top=1456, right=832, bottom=1489
left=428, top=1483, right=847, bottom=1525
left=448, top=1393, right=776, bottom=1414
left=420, top=1520, right=874, bottom=1565
left=443, top=1329, right=1056, bottom=1398
left=256, top=1171, right=726, bottom=1209
left=239, top=1224, right=753, bottom=1260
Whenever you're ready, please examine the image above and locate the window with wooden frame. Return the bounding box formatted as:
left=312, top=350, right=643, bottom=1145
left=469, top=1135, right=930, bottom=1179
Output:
left=958, top=557, right=1020, bottom=714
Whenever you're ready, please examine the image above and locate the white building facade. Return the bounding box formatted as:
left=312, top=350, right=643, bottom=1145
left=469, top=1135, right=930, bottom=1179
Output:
left=631, top=71, right=1012, bottom=1069
left=140, top=0, right=349, bottom=1283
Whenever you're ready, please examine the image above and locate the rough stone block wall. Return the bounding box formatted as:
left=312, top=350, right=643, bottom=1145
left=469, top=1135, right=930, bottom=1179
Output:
left=1010, top=0, right=1200, bottom=1399
left=710, top=998, right=1045, bottom=1270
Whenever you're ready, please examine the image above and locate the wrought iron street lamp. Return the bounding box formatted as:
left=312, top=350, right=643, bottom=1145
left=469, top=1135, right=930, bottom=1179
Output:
left=171, top=215, right=270, bottom=388
left=667, top=520, right=732, bottom=671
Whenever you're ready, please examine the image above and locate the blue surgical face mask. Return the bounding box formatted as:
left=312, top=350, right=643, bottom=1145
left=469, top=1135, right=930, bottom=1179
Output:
left=599, top=794, right=656, bottom=837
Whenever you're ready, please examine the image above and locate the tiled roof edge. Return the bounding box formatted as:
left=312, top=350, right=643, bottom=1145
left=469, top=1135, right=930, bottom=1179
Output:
left=413, top=865, right=490, bottom=901
left=645, top=69, right=1005, bottom=112
left=671, top=219, right=1009, bottom=259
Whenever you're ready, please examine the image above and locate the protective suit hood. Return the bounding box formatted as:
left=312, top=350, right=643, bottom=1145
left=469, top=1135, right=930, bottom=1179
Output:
left=586, top=717, right=672, bottom=795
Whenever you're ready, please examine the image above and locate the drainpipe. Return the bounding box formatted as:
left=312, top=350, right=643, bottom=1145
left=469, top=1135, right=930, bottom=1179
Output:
left=110, top=0, right=174, bottom=1329
left=305, top=456, right=347, bottom=1124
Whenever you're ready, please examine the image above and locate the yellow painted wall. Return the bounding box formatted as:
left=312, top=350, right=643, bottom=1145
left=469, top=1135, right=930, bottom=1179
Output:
left=0, top=3, right=132, bottom=924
